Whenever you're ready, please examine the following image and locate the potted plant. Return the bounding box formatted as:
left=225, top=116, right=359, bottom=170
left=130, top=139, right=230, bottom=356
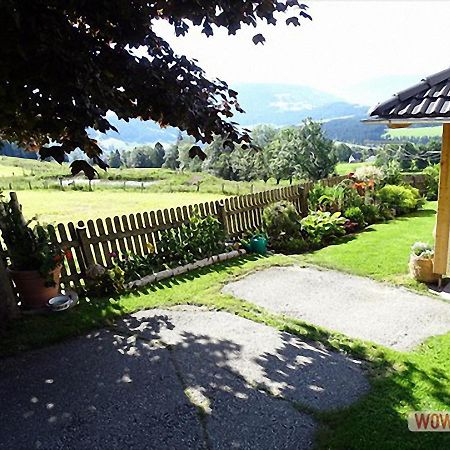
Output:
left=409, top=242, right=439, bottom=284
left=0, top=193, right=67, bottom=309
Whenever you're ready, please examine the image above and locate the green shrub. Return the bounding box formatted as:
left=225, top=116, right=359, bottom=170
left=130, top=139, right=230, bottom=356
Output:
left=382, top=161, right=402, bottom=185
left=377, top=184, right=424, bottom=215
left=359, top=203, right=382, bottom=224
left=262, top=201, right=308, bottom=253
left=262, top=201, right=301, bottom=240
left=159, top=213, right=225, bottom=265
left=300, top=211, right=346, bottom=247
left=308, top=182, right=362, bottom=213
left=270, top=237, right=310, bottom=254
left=423, top=164, right=439, bottom=200
left=344, top=206, right=366, bottom=228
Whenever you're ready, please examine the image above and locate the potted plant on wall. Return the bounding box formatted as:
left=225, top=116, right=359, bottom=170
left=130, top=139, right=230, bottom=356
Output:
left=409, top=242, right=439, bottom=284
left=0, top=193, right=66, bottom=310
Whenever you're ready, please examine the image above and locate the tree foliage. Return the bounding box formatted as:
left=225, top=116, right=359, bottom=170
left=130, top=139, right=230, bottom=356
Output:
left=375, top=140, right=441, bottom=171
left=0, top=1, right=310, bottom=172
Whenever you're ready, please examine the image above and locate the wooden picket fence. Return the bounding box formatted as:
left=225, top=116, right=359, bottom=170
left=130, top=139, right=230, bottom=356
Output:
left=1, top=176, right=346, bottom=289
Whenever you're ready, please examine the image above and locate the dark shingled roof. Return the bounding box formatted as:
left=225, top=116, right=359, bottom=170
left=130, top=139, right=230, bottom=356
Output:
left=368, top=67, right=450, bottom=121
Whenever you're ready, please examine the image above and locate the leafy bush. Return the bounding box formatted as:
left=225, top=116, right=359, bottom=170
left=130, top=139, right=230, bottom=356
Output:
left=159, top=213, right=225, bottom=266
left=359, top=203, right=382, bottom=225
left=377, top=184, right=424, bottom=215
left=262, top=201, right=308, bottom=253
left=86, top=265, right=127, bottom=297
left=300, top=211, right=346, bottom=247
left=269, top=237, right=310, bottom=254
left=344, top=206, right=366, bottom=229
left=308, top=182, right=362, bottom=213
left=262, top=201, right=301, bottom=239
left=0, top=193, right=67, bottom=282
left=382, top=161, right=402, bottom=185
left=423, top=164, right=439, bottom=200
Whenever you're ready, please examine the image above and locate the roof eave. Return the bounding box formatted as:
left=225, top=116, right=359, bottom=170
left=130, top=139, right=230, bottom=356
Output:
left=362, top=117, right=450, bottom=125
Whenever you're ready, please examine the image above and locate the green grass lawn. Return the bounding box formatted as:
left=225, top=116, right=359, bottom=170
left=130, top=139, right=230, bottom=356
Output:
left=12, top=189, right=226, bottom=224
left=335, top=161, right=368, bottom=175
left=384, top=125, right=443, bottom=139
left=299, top=202, right=437, bottom=291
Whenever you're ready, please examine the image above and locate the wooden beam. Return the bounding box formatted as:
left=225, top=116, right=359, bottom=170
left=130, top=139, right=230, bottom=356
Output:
left=387, top=123, right=411, bottom=129
left=433, top=123, right=450, bottom=275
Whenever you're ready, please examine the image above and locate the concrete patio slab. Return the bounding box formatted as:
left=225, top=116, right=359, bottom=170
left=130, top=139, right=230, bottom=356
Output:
left=222, top=266, right=450, bottom=350
left=0, top=329, right=204, bottom=450
left=116, top=307, right=369, bottom=411
left=0, top=307, right=369, bottom=449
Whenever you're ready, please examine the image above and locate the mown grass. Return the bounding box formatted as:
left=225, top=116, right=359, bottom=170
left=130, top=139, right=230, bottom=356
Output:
left=298, top=202, right=437, bottom=291
left=13, top=189, right=226, bottom=224
left=335, top=161, right=368, bottom=175
left=384, top=125, right=442, bottom=139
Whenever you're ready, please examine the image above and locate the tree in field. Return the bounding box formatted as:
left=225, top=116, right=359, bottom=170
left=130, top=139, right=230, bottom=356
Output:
left=296, top=118, right=336, bottom=181
left=251, top=124, right=278, bottom=150
left=108, top=150, right=123, bottom=169
left=267, top=127, right=303, bottom=183
left=0, top=1, right=311, bottom=175
left=177, top=137, right=203, bottom=172
left=204, top=136, right=237, bottom=180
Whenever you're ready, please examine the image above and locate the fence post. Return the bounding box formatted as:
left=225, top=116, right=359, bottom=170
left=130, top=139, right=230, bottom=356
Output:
left=76, top=221, right=95, bottom=273
left=217, top=200, right=229, bottom=237
left=299, top=183, right=309, bottom=217
left=8, top=192, right=27, bottom=227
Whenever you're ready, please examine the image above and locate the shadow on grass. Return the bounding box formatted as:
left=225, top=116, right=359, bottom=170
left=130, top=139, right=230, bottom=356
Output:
left=0, top=254, right=265, bottom=358
left=133, top=253, right=264, bottom=295
left=393, top=208, right=436, bottom=220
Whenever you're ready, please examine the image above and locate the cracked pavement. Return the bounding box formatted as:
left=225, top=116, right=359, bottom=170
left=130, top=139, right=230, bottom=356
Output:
left=0, top=307, right=369, bottom=449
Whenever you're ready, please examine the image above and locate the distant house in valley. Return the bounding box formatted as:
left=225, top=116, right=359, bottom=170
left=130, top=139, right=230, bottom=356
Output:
left=348, top=152, right=362, bottom=163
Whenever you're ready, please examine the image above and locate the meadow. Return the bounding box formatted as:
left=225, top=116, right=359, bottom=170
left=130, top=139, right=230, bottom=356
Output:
left=384, top=125, right=442, bottom=139
left=14, top=190, right=225, bottom=224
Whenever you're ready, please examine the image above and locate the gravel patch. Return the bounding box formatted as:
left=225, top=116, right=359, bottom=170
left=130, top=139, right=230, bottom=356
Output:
left=223, top=266, right=450, bottom=350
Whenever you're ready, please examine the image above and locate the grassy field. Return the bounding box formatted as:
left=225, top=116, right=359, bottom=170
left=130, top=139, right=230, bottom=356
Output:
left=299, top=202, right=437, bottom=291
left=12, top=190, right=226, bottom=224
left=384, top=125, right=442, bottom=139
left=335, top=161, right=368, bottom=175
left=0, top=156, right=292, bottom=203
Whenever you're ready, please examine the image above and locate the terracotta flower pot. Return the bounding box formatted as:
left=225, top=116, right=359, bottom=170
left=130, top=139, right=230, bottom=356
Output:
left=9, top=265, right=62, bottom=310
left=408, top=255, right=439, bottom=284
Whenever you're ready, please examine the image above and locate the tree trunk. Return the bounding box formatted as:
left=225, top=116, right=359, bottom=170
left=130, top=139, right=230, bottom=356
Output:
left=0, top=256, right=18, bottom=323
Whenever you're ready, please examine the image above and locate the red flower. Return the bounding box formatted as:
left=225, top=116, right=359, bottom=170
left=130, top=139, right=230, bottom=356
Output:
left=65, top=250, right=74, bottom=261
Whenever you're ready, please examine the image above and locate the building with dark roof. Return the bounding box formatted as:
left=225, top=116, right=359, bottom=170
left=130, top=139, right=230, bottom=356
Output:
left=364, top=67, right=450, bottom=281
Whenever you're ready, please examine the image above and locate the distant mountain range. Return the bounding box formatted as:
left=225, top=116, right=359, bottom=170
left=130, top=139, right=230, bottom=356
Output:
left=92, top=83, right=388, bottom=150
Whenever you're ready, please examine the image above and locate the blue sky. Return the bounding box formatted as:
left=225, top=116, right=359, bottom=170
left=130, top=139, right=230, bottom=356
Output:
left=155, top=1, right=450, bottom=106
